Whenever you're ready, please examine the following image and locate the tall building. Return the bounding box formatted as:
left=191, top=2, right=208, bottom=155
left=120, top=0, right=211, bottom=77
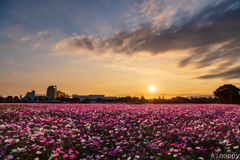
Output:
left=46, top=85, right=57, bottom=99
left=57, top=91, right=65, bottom=98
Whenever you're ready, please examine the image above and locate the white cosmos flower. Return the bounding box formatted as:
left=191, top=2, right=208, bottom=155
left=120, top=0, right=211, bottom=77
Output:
left=135, top=155, right=140, bottom=159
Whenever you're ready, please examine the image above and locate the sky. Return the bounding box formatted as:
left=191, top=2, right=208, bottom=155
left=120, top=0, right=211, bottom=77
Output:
left=0, top=0, right=240, bottom=99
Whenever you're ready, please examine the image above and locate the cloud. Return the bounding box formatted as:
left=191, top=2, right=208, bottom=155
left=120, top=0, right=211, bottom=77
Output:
left=152, top=12, right=166, bottom=23
left=20, top=36, right=31, bottom=42
left=55, top=0, right=240, bottom=79
left=7, top=9, right=25, bottom=18
left=140, top=0, right=156, bottom=16
left=34, top=43, right=40, bottom=48
left=0, top=71, right=2, bottom=73
left=55, top=25, right=156, bottom=55
left=7, top=60, right=26, bottom=68
left=8, top=60, right=14, bottom=65
left=197, top=65, right=240, bottom=80
left=13, top=71, right=17, bottom=74
left=38, top=30, right=48, bottom=35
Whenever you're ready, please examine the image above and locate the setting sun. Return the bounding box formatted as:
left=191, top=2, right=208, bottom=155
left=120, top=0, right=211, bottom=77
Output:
left=149, top=86, right=155, bottom=92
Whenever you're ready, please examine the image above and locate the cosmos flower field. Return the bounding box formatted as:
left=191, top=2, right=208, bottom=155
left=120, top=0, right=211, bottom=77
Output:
left=1, top=104, right=240, bottom=160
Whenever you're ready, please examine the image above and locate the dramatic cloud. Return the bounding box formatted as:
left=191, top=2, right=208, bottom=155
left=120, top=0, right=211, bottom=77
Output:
left=140, top=0, right=156, bottom=16
left=197, top=65, right=240, bottom=80
left=55, top=0, right=240, bottom=79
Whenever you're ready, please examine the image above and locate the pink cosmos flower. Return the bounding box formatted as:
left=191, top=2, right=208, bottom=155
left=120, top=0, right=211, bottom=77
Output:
left=112, top=150, right=118, bottom=154
left=7, top=155, right=14, bottom=160
left=63, top=154, right=69, bottom=158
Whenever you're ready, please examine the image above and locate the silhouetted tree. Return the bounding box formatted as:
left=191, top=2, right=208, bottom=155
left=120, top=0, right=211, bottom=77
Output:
left=70, top=97, right=80, bottom=103
left=132, top=97, right=140, bottom=103
left=39, top=97, right=43, bottom=102
left=96, top=98, right=106, bottom=103
left=82, top=98, right=91, bottom=103
left=175, top=96, right=190, bottom=103
left=34, top=98, right=38, bottom=102
left=21, top=98, right=27, bottom=103
left=28, top=97, right=32, bottom=102
left=140, top=95, right=146, bottom=103
left=214, top=84, right=240, bottom=104
left=6, top=96, right=13, bottom=102
left=14, top=96, right=20, bottom=102
left=0, top=97, right=5, bottom=102
left=171, top=97, right=176, bottom=102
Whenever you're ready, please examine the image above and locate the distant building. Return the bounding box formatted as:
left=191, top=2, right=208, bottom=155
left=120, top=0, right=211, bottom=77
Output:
left=57, top=91, right=65, bottom=98
left=72, top=94, right=117, bottom=101
left=46, top=85, right=57, bottom=99
left=89, top=95, right=105, bottom=100
left=72, top=95, right=89, bottom=101
left=35, top=94, right=46, bottom=101
left=24, top=90, right=35, bottom=100
left=65, top=94, right=70, bottom=98
left=20, top=95, right=22, bottom=100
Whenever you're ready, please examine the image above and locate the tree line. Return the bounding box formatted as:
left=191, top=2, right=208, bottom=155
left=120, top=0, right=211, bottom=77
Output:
left=0, top=84, right=239, bottom=104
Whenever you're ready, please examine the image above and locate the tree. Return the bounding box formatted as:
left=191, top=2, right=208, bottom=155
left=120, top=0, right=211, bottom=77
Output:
left=21, top=98, right=27, bottom=103
left=171, top=97, right=176, bottom=102
left=39, top=97, right=43, bottom=102
left=140, top=95, right=146, bottom=103
left=28, top=97, right=32, bottom=102
left=14, top=96, right=20, bottom=102
left=6, top=96, right=13, bottom=102
left=34, top=97, right=38, bottom=102
left=0, top=97, right=5, bottom=102
left=70, top=97, right=80, bottom=103
left=213, top=84, right=240, bottom=104
left=82, top=98, right=91, bottom=103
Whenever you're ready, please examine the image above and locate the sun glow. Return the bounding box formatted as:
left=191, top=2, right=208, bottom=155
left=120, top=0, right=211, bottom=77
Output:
left=149, top=85, right=155, bottom=92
